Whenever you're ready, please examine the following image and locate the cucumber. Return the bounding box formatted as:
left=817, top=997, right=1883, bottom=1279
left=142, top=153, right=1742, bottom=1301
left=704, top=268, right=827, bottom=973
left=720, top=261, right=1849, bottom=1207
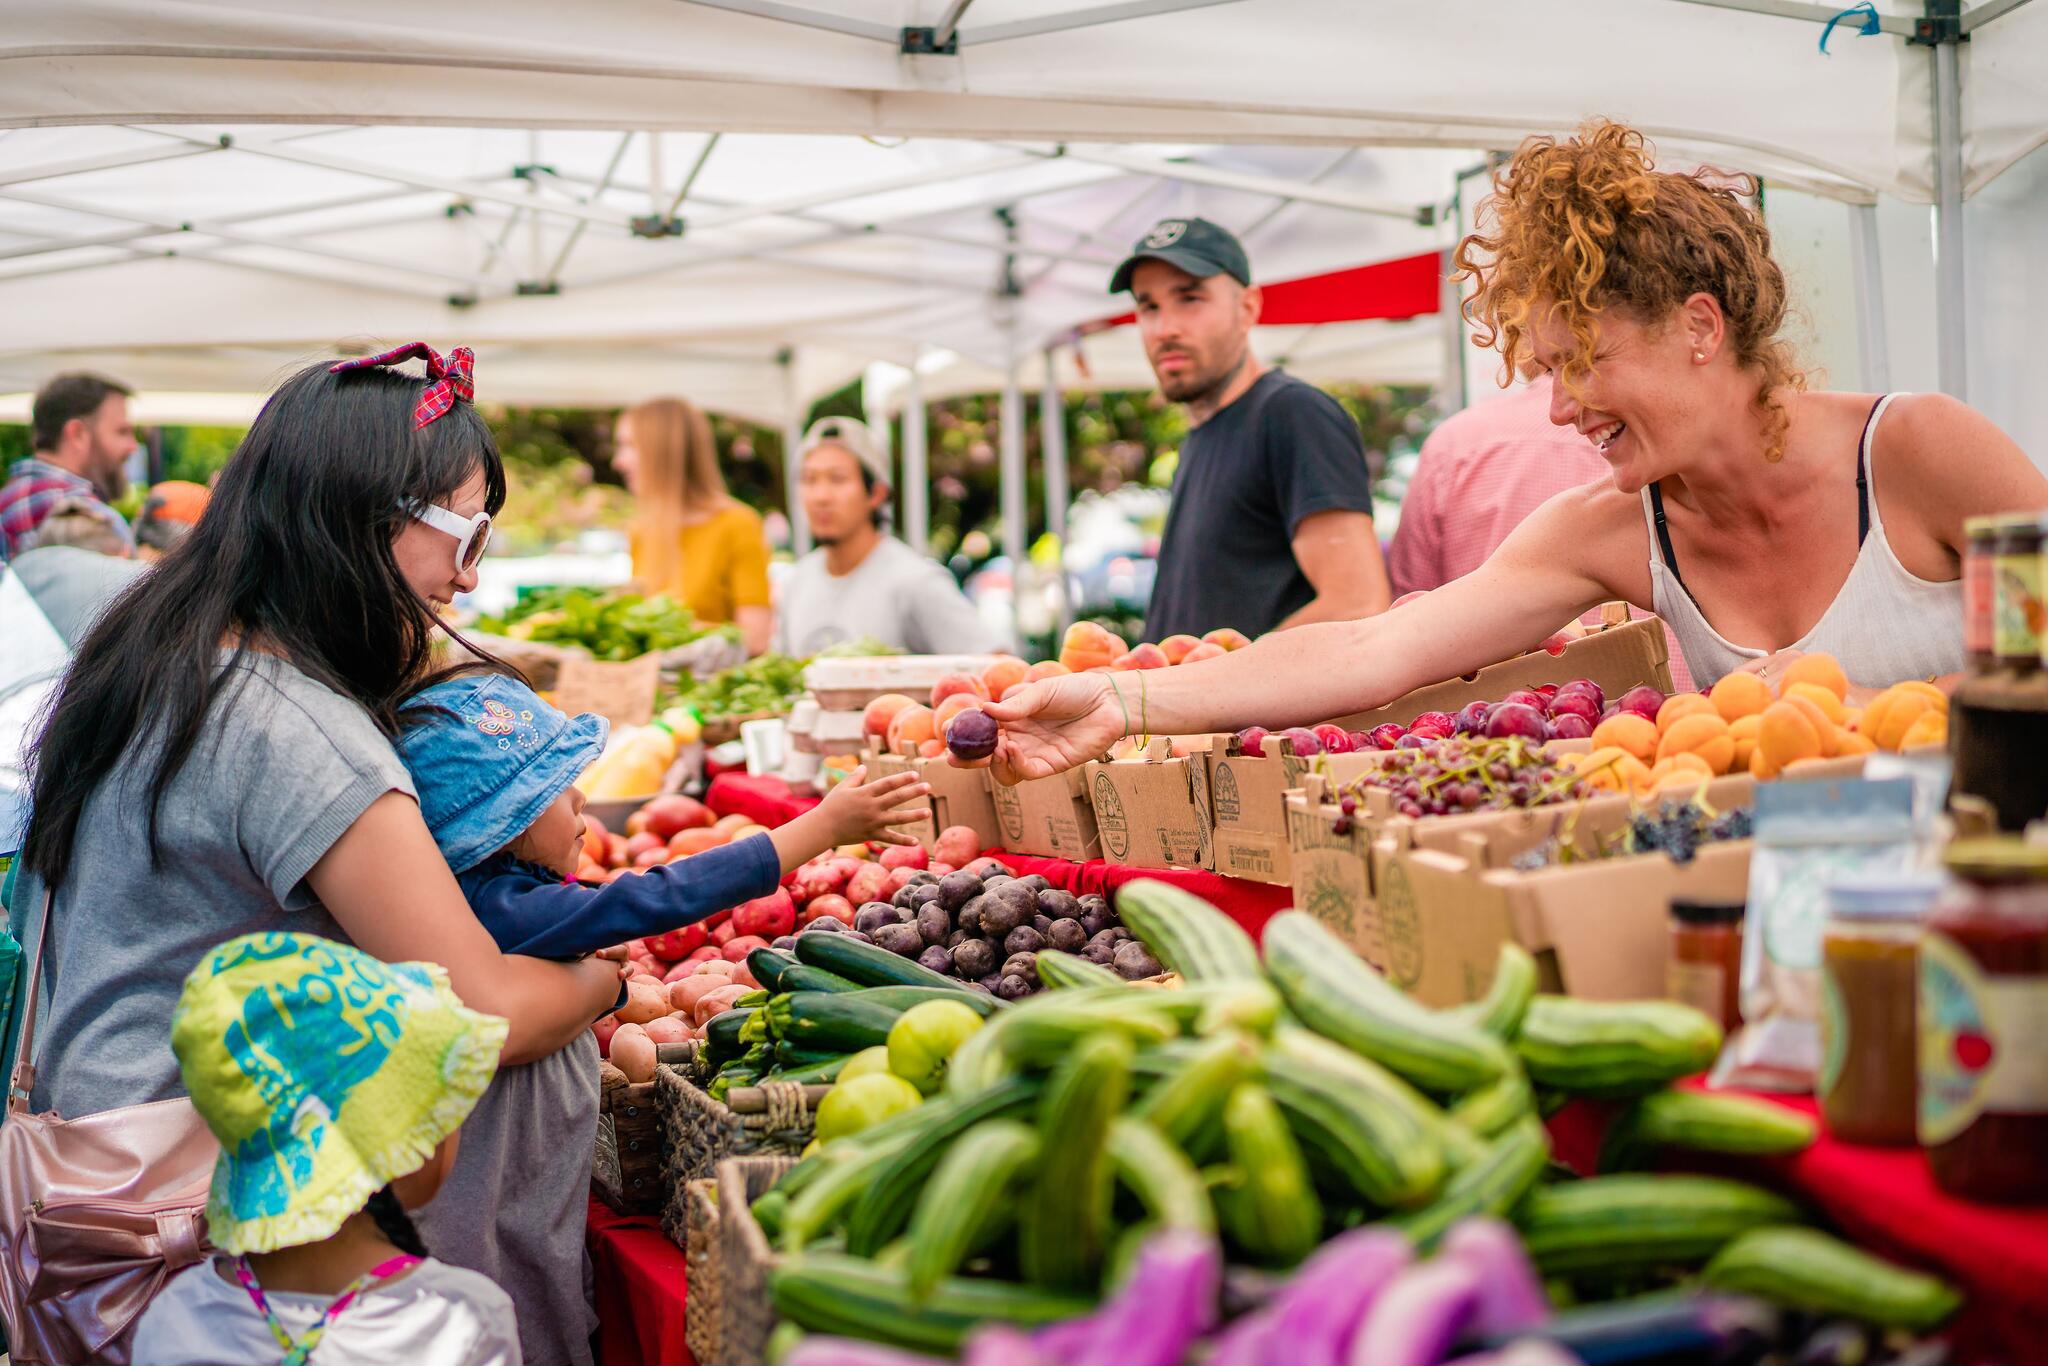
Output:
left=1106, top=1117, right=1215, bottom=1235
left=1114, top=880, right=1264, bottom=983
left=1260, top=1029, right=1446, bottom=1209
left=841, top=984, right=1003, bottom=1017
left=771, top=1253, right=1093, bottom=1355
left=843, top=1078, right=1042, bottom=1256
left=1515, top=1175, right=1802, bottom=1276
left=780, top=1142, right=905, bottom=1250
left=1449, top=1070, right=1536, bottom=1139
left=795, top=932, right=964, bottom=989
left=1215, top=1083, right=1321, bottom=1264
left=1599, top=1089, right=1817, bottom=1173
left=1388, top=1115, right=1550, bottom=1250
left=1019, top=1032, right=1131, bottom=1290
left=904, top=1120, right=1042, bottom=1300
left=997, top=995, right=1179, bottom=1065
left=1131, top=1032, right=1256, bottom=1155
left=1035, top=949, right=1125, bottom=990
left=941, top=1011, right=1016, bottom=1097
left=1262, top=911, right=1512, bottom=1093
left=1515, top=997, right=1723, bottom=1098
left=1449, top=942, right=1539, bottom=1038
left=1701, top=1226, right=1960, bottom=1331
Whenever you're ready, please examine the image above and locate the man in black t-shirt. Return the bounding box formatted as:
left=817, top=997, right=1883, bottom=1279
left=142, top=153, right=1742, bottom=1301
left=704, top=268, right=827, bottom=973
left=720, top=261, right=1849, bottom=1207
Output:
left=1111, top=218, right=1391, bottom=642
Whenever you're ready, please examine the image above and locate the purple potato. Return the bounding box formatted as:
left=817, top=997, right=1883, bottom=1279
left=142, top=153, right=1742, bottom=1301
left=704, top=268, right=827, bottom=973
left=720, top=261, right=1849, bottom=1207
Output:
left=980, top=973, right=1007, bottom=993
left=843, top=930, right=874, bottom=945
left=771, top=935, right=800, bottom=952
left=963, top=980, right=994, bottom=996
left=1078, top=908, right=1113, bottom=939
left=1113, top=941, right=1164, bottom=981
left=1017, top=875, right=1051, bottom=895
left=945, top=927, right=969, bottom=950
left=1046, top=918, right=1087, bottom=953
left=917, top=904, right=951, bottom=946
left=1037, top=889, right=1081, bottom=919
left=909, top=884, right=943, bottom=908
left=959, top=896, right=988, bottom=934
left=953, top=939, right=997, bottom=979
left=946, top=709, right=999, bottom=762
left=1032, top=913, right=1054, bottom=936
left=937, top=870, right=983, bottom=912
left=873, top=923, right=924, bottom=957
left=1004, top=925, right=1046, bottom=957
left=1081, top=940, right=1116, bottom=966
left=905, top=870, right=941, bottom=887
left=1087, top=927, right=1133, bottom=955
left=1001, top=951, right=1039, bottom=983
left=996, top=975, right=1034, bottom=1002
left=801, top=918, right=847, bottom=934
left=979, top=894, right=1032, bottom=938
left=853, top=902, right=897, bottom=934
left=917, top=945, right=955, bottom=976
left=890, top=886, right=918, bottom=910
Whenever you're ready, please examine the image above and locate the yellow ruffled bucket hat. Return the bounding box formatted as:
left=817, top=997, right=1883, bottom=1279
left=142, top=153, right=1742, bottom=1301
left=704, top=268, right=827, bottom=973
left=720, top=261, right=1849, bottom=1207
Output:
left=170, top=932, right=507, bottom=1255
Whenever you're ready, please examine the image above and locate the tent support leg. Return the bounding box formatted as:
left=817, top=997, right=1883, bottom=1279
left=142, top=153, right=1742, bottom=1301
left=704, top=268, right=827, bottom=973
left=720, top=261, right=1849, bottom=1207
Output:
left=1040, top=351, right=1072, bottom=637
left=903, top=357, right=930, bottom=556
left=1848, top=202, right=1892, bottom=392
left=1438, top=246, right=1465, bottom=417
left=783, top=349, right=811, bottom=556
left=1000, top=359, right=1028, bottom=643
left=1929, top=19, right=1967, bottom=399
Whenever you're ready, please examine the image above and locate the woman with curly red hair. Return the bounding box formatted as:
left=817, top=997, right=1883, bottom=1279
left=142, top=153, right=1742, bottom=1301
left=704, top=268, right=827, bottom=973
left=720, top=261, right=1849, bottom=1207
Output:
left=973, top=120, right=2048, bottom=778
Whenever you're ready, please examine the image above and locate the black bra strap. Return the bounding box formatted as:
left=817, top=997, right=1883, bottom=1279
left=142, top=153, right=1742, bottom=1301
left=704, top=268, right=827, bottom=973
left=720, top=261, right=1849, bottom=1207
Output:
left=1648, top=481, right=1683, bottom=586
left=1855, top=396, right=1883, bottom=546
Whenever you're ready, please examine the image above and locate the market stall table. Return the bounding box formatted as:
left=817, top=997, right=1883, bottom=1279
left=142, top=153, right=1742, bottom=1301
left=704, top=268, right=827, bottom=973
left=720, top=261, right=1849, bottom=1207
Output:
left=586, top=1195, right=692, bottom=1366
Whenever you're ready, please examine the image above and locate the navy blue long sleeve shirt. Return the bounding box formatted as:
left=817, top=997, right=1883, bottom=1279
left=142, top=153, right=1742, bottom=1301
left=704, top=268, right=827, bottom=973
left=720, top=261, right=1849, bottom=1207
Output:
left=456, top=832, right=782, bottom=960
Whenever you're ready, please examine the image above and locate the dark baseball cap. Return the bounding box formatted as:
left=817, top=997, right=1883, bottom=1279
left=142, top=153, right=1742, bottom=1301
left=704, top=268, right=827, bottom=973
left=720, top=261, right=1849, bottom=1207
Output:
left=1109, top=217, right=1252, bottom=295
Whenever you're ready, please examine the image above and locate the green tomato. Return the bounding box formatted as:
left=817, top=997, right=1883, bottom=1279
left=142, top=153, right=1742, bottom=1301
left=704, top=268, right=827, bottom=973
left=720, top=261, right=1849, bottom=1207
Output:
left=813, top=1072, right=922, bottom=1145
left=836, top=1046, right=893, bottom=1082
left=886, top=1000, right=986, bottom=1095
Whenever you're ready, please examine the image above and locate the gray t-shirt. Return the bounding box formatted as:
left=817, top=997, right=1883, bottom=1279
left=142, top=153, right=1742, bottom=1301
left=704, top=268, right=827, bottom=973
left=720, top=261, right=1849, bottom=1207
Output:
left=777, top=537, right=1002, bottom=656
left=10, top=652, right=416, bottom=1117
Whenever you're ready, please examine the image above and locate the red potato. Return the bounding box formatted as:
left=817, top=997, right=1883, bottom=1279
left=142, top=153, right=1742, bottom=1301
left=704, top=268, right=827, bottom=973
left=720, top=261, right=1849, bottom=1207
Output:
left=963, top=857, right=1010, bottom=879
left=643, top=1015, right=693, bottom=1046
left=641, top=794, right=714, bottom=840
left=691, top=958, right=737, bottom=978
left=709, top=920, right=737, bottom=948
left=647, top=922, right=708, bottom=961
left=684, top=945, right=723, bottom=967
left=669, top=975, right=735, bottom=1015
left=661, top=961, right=698, bottom=986
left=801, top=894, right=855, bottom=927
left=615, top=981, right=668, bottom=1025
left=591, top=1015, right=622, bottom=1057
left=733, top=888, right=796, bottom=940
left=728, top=961, right=760, bottom=990
left=933, top=825, right=981, bottom=869
left=886, top=866, right=917, bottom=894
left=879, top=844, right=929, bottom=871
left=929, top=862, right=956, bottom=877
left=605, top=834, right=630, bottom=867
left=691, top=984, right=751, bottom=1026
left=846, top=862, right=894, bottom=908
left=610, top=1024, right=656, bottom=1082
left=721, top=934, right=771, bottom=963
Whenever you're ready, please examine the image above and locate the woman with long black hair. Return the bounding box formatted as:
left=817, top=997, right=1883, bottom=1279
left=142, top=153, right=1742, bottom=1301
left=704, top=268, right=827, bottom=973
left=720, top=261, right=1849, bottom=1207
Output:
left=13, top=352, right=621, bottom=1282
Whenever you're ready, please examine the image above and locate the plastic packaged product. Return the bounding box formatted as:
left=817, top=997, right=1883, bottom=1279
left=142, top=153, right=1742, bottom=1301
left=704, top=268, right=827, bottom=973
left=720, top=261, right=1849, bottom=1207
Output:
left=1921, top=838, right=2048, bottom=1203
left=1819, top=872, right=1944, bottom=1146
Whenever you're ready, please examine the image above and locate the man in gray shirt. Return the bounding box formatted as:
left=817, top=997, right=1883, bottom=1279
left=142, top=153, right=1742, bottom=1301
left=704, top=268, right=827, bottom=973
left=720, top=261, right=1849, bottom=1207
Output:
left=777, top=417, right=1002, bottom=656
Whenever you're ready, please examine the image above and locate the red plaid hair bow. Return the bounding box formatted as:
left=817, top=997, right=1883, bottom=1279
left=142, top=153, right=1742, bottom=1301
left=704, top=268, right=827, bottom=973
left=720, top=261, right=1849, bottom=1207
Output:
left=329, top=342, right=476, bottom=430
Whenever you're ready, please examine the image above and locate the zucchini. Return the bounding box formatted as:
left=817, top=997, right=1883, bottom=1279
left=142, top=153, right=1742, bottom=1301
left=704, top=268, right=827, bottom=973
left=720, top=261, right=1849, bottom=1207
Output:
left=1449, top=942, right=1539, bottom=1038
left=771, top=1253, right=1092, bottom=1354
left=1215, top=1083, right=1321, bottom=1264
left=1034, top=948, right=1125, bottom=990
left=702, top=1007, right=755, bottom=1063
left=746, top=946, right=802, bottom=991
left=843, top=1078, right=1042, bottom=1256
left=777, top=963, right=862, bottom=995
left=904, top=1119, right=1041, bottom=1299
left=1388, top=1115, right=1550, bottom=1250
left=759, top=1056, right=848, bottom=1087
left=1260, top=1029, right=1446, bottom=1209
left=1449, top=1070, right=1536, bottom=1139
left=1599, top=1089, right=1817, bottom=1173
left=765, top=992, right=906, bottom=1052
left=1131, top=1031, right=1255, bottom=1155
left=1515, top=997, right=1723, bottom=1098
left=1701, top=1226, right=1960, bottom=1331
left=1262, top=912, right=1511, bottom=1093
left=1019, top=1032, right=1131, bottom=1290
left=839, top=984, right=1003, bottom=1017
left=795, top=932, right=964, bottom=989
left=780, top=1143, right=906, bottom=1250
left=1515, top=1175, right=1802, bottom=1276
left=1106, top=1117, right=1214, bottom=1235
left=1113, top=880, right=1264, bottom=983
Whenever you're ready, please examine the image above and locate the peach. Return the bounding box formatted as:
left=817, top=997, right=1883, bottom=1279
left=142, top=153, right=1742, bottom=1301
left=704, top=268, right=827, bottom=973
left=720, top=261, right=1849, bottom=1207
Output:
left=860, top=693, right=918, bottom=739
left=933, top=693, right=983, bottom=735
left=981, top=656, right=1030, bottom=698
left=930, top=673, right=991, bottom=709
left=1024, top=660, right=1071, bottom=682
left=1126, top=643, right=1170, bottom=670
left=1179, top=642, right=1226, bottom=664
left=1059, top=621, right=1128, bottom=673
left=1108, top=652, right=1142, bottom=671
left=1202, top=627, right=1251, bottom=651
left=1157, top=634, right=1203, bottom=665
left=886, top=703, right=936, bottom=753
left=917, top=738, right=946, bottom=758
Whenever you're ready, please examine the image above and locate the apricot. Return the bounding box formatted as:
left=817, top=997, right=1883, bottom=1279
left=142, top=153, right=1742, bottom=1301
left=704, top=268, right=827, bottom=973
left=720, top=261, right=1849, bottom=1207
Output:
left=1156, top=634, right=1203, bottom=664
left=930, top=673, right=991, bottom=709
left=981, top=656, right=1029, bottom=699
left=1781, top=653, right=1850, bottom=701
left=1835, top=730, right=1877, bottom=756
left=1750, top=745, right=1779, bottom=780
left=1729, top=714, right=1763, bottom=771
left=917, top=738, right=947, bottom=759
left=1900, top=710, right=1948, bottom=750
left=1059, top=622, right=1127, bottom=673
left=932, top=693, right=983, bottom=736
left=1655, top=692, right=1718, bottom=736
left=1590, top=712, right=1659, bottom=764
left=1179, top=642, right=1227, bottom=664
left=1784, top=682, right=1847, bottom=726
left=1024, top=660, right=1072, bottom=683
left=1125, top=643, right=1170, bottom=670
left=1709, top=672, right=1772, bottom=723
left=1203, top=627, right=1252, bottom=651
left=1757, top=700, right=1823, bottom=771
left=1863, top=684, right=1948, bottom=752
left=1647, top=752, right=1715, bottom=792
left=860, top=693, right=918, bottom=739
left=1780, top=694, right=1839, bottom=756
left=885, top=704, right=935, bottom=754
left=1656, top=712, right=1736, bottom=775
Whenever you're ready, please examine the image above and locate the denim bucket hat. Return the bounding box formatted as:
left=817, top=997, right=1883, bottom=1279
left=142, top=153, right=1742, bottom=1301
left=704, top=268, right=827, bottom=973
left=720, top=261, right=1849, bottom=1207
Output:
left=395, top=673, right=609, bottom=872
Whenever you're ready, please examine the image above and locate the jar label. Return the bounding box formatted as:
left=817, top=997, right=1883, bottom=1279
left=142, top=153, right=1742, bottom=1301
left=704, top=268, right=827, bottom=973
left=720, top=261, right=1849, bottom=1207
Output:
left=1992, top=552, right=2044, bottom=659
left=1667, top=959, right=1727, bottom=1028
left=1818, top=965, right=1848, bottom=1103
left=1963, top=553, right=1994, bottom=656
left=1919, top=931, right=2048, bottom=1144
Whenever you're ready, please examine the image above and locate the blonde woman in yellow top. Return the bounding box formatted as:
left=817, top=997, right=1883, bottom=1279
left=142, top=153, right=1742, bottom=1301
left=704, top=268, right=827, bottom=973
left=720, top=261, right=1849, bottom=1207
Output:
left=615, top=396, right=774, bottom=655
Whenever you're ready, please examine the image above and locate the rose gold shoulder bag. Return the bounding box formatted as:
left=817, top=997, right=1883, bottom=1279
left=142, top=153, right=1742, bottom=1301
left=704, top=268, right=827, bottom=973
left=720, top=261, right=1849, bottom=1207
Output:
left=0, top=888, right=217, bottom=1363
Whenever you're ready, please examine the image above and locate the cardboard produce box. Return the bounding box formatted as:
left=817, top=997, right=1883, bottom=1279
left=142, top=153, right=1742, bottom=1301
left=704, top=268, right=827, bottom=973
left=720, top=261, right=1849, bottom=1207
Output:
left=1328, top=610, right=1674, bottom=734
left=1205, top=735, right=1315, bottom=885
left=1376, top=839, right=1752, bottom=1007
left=864, top=745, right=1001, bottom=854
left=1084, top=736, right=1224, bottom=871
left=990, top=767, right=1101, bottom=862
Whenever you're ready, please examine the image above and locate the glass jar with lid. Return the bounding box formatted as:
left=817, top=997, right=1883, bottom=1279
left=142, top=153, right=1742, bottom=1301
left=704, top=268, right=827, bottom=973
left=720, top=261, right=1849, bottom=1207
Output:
left=1819, top=872, right=1944, bottom=1146
left=1989, top=512, right=2047, bottom=674
left=1961, top=515, right=2000, bottom=673
left=1668, top=898, right=1744, bottom=1035
left=1921, top=838, right=2048, bottom=1202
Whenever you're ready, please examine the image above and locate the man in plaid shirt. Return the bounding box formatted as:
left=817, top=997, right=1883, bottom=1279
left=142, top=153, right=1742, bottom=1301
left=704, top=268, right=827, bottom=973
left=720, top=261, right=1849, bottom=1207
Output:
left=0, top=372, right=136, bottom=560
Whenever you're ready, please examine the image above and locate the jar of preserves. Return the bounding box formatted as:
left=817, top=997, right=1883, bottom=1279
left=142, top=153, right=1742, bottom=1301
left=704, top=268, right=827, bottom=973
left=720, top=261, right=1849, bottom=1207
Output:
left=1921, top=838, right=2048, bottom=1202
left=1962, top=515, right=2000, bottom=673
left=1668, top=898, right=1744, bottom=1035
left=1819, top=873, right=1943, bottom=1146
left=1989, top=512, right=2047, bottom=674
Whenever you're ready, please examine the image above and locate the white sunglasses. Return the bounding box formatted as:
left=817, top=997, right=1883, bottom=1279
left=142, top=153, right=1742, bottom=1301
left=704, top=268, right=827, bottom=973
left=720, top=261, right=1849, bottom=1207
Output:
left=404, top=500, right=494, bottom=572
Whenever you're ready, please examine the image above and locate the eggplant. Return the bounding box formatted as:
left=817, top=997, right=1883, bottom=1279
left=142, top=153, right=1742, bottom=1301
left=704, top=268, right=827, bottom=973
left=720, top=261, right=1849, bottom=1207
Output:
left=1486, top=1291, right=1777, bottom=1365
left=1068, top=1230, right=1218, bottom=1366
left=1441, top=1218, right=1550, bottom=1339
left=1261, top=1226, right=1412, bottom=1366
left=1348, top=1259, right=1482, bottom=1366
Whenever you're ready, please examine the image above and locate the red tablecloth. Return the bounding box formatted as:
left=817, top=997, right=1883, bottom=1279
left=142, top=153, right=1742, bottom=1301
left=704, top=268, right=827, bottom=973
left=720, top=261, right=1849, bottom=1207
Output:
left=586, top=1196, right=692, bottom=1366
left=706, top=772, right=820, bottom=829
left=1549, top=1093, right=2048, bottom=1362
left=993, top=853, right=1292, bottom=943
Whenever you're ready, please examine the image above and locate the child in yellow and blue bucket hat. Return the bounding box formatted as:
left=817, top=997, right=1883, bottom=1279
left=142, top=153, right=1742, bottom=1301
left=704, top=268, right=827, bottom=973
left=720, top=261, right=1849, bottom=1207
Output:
left=132, top=931, right=523, bottom=1366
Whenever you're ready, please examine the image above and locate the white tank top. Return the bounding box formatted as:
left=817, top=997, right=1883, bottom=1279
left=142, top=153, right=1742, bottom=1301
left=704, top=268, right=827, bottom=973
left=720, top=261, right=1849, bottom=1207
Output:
left=1640, top=393, right=1962, bottom=687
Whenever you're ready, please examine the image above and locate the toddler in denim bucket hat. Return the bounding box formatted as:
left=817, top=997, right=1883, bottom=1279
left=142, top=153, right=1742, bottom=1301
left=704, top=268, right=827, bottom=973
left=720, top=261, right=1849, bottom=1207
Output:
left=388, top=671, right=929, bottom=1362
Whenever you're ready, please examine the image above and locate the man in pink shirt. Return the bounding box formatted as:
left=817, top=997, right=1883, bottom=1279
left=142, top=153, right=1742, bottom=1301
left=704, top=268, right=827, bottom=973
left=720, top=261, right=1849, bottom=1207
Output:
left=1388, top=375, right=1694, bottom=688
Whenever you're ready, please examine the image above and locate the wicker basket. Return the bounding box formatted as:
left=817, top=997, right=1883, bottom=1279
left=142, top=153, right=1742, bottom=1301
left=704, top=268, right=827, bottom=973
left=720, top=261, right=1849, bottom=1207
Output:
left=682, top=1178, right=723, bottom=1366
left=592, top=1042, right=694, bottom=1215
left=656, top=1062, right=824, bottom=1245
left=716, top=1155, right=797, bottom=1366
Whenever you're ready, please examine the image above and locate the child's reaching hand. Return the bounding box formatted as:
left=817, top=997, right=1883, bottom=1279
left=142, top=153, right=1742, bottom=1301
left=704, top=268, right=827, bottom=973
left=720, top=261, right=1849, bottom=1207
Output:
left=770, top=766, right=931, bottom=875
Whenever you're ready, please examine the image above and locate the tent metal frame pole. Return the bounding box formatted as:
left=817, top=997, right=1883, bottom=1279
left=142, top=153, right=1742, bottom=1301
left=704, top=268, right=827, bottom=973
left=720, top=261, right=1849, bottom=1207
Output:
left=1437, top=247, right=1465, bottom=416
left=541, top=131, right=635, bottom=288
left=664, top=132, right=722, bottom=219
left=999, top=352, right=1028, bottom=608
left=0, top=139, right=224, bottom=189
left=783, top=349, right=812, bottom=556
left=1039, top=348, right=1072, bottom=636
left=964, top=0, right=1245, bottom=44
left=1025, top=145, right=1426, bottom=222
left=902, top=353, right=931, bottom=556
left=1930, top=33, right=1967, bottom=399
left=1662, top=0, right=1915, bottom=34
left=685, top=152, right=1049, bottom=233
left=0, top=184, right=422, bottom=268
left=1848, top=201, right=1891, bottom=392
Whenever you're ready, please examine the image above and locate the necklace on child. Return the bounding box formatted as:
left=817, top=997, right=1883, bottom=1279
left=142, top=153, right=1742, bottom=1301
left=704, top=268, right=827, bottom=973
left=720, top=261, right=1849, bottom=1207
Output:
left=233, top=1252, right=422, bottom=1365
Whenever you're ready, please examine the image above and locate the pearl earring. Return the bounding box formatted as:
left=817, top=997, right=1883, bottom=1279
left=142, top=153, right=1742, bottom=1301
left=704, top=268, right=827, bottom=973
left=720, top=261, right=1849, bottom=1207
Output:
left=1694, top=351, right=1706, bottom=362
